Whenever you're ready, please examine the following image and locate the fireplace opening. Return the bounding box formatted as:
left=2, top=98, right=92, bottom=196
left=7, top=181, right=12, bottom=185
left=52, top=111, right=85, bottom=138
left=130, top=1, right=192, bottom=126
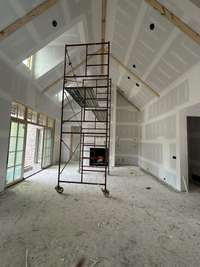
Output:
left=90, top=148, right=107, bottom=166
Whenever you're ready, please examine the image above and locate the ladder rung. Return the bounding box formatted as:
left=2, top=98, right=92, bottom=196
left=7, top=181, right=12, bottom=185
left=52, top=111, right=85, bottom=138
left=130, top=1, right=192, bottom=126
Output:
left=82, top=169, right=106, bottom=173
left=87, top=64, right=108, bottom=67
left=81, top=144, right=106, bottom=147
left=87, top=52, right=108, bottom=56
left=82, top=165, right=106, bottom=168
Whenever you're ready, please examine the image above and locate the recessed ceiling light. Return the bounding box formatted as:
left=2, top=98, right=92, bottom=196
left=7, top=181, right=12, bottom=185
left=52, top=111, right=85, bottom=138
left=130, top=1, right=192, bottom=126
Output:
left=132, top=64, right=136, bottom=69
left=149, top=23, right=155, bottom=31
left=136, top=83, right=140, bottom=87
left=52, top=20, right=58, bottom=27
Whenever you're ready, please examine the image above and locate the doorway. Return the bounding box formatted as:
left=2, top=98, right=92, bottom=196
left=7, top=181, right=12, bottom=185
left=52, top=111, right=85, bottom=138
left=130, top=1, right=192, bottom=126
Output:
left=42, top=127, right=54, bottom=168
left=187, top=116, right=200, bottom=189
left=6, top=102, right=55, bottom=186
left=24, top=124, right=44, bottom=177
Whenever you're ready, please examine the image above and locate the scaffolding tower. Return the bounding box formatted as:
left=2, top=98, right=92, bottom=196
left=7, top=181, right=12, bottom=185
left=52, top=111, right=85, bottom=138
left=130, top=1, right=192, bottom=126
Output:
left=55, top=42, right=111, bottom=196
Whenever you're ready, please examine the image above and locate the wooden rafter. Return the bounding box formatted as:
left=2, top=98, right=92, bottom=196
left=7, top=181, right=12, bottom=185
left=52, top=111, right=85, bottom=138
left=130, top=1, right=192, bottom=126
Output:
left=111, top=54, right=160, bottom=97
left=145, top=0, right=200, bottom=46
left=117, top=87, right=141, bottom=112
left=101, top=0, right=107, bottom=74
left=0, top=0, right=58, bottom=41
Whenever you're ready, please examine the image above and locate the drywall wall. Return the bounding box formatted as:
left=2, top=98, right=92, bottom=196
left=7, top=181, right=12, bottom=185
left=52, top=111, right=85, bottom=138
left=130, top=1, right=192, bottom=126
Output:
left=110, top=84, right=117, bottom=168
left=139, top=60, right=200, bottom=191
left=0, top=55, right=60, bottom=192
left=115, top=92, right=139, bottom=166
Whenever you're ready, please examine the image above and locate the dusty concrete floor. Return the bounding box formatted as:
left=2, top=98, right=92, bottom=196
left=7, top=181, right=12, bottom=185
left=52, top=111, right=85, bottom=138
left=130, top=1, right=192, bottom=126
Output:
left=0, top=164, right=200, bottom=267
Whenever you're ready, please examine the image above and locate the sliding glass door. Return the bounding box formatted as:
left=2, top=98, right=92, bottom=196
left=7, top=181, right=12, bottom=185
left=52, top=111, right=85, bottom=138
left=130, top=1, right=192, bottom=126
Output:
left=6, top=121, right=25, bottom=185
left=42, top=128, right=53, bottom=169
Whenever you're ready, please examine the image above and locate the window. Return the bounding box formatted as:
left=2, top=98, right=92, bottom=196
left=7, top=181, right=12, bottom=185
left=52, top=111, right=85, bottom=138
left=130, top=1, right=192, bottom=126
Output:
left=11, top=102, right=25, bottom=120
left=23, top=56, right=33, bottom=70
left=38, top=114, right=47, bottom=126
left=27, top=108, right=37, bottom=123
left=6, top=121, right=25, bottom=185
left=11, top=102, right=55, bottom=127
left=47, top=118, right=54, bottom=128
left=42, top=128, right=53, bottom=168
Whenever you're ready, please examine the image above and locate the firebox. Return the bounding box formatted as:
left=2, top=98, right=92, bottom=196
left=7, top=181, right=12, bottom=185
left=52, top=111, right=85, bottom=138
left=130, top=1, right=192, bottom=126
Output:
left=90, top=148, right=107, bottom=166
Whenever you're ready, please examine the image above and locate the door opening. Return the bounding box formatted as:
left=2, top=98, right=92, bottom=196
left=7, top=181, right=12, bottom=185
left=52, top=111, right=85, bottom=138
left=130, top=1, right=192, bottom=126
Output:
left=187, top=116, right=200, bottom=190
left=24, top=124, right=44, bottom=177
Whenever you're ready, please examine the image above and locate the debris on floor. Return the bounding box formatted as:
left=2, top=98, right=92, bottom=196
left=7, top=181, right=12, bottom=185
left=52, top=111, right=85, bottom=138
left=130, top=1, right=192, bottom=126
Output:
left=1, top=164, right=200, bottom=267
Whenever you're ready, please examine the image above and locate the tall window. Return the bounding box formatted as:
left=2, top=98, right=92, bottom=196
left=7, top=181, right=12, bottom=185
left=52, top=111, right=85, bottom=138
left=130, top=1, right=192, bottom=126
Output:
left=6, top=102, right=55, bottom=186
left=6, top=121, right=25, bottom=184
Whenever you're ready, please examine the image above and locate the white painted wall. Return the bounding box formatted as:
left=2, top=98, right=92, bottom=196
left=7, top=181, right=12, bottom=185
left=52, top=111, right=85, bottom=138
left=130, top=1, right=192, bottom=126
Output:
left=0, top=56, right=60, bottom=192
left=109, top=83, right=117, bottom=168
left=139, top=61, right=200, bottom=191
left=115, top=92, right=139, bottom=166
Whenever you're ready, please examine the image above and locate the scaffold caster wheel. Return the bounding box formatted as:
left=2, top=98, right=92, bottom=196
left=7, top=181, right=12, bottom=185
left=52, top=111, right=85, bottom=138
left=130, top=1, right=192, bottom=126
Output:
left=101, top=188, right=110, bottom=197
left=55, top=186, right=64, bottom=194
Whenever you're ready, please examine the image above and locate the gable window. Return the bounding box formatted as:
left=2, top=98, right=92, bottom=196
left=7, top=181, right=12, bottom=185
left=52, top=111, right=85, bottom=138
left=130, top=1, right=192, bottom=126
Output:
left=23, top=56, right=33, bottom=70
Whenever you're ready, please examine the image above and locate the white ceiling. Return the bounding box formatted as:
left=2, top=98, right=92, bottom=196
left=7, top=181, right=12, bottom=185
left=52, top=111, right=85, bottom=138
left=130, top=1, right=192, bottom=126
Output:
left=0, top=0, right=200, bottom=109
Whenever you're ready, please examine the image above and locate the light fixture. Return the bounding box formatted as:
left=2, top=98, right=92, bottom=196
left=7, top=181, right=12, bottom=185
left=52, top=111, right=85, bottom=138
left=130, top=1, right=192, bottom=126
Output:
left=149, top=23, right=155, bottom=31
left=52, top=20, right=58, bottom=27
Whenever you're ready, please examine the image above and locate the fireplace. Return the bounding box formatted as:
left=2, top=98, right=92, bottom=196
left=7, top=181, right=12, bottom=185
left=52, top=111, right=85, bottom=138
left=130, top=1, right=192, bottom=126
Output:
left=90, top=148, right=107, bottom=166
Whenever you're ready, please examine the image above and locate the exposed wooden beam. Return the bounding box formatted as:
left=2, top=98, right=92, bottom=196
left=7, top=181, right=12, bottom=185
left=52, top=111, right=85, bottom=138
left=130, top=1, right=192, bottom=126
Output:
left=0, top=0, right=58, bottom=41
left=101, top=0, right=107, bottom=74
left=145, top=0, right=200, bottom=46
left=111, top=54, right=160, bottom=97
left=117, top=87, right=141, bottom=112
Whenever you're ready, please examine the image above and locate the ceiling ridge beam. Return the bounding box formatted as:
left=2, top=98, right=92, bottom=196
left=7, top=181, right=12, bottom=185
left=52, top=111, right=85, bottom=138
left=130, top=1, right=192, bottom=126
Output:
left=111, top=54, right=160, bottom=97
left=145, top=0, right=200, bottom=46
left=0, top=0, right=58, bottom=41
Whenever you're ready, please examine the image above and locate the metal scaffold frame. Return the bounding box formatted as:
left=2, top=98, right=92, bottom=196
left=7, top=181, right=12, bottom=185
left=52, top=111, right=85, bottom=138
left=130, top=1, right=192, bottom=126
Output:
left=55, top=42, right=111, bottom=196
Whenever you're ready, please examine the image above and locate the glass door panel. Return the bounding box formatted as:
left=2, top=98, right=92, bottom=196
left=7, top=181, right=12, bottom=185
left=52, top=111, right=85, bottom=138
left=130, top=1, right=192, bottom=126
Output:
left=6, top=121, right=25, bottom=185
left=42, top=128, right=53, bottom=168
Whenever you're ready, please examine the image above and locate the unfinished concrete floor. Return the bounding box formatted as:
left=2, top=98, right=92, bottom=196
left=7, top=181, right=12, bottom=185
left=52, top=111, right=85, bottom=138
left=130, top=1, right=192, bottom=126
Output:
left=0, top=164, right=200, bottom=267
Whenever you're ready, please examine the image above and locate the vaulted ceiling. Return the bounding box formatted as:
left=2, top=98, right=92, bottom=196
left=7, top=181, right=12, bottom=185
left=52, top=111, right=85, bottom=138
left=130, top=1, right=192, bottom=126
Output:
left=1, top=0, right=200, bottom=109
